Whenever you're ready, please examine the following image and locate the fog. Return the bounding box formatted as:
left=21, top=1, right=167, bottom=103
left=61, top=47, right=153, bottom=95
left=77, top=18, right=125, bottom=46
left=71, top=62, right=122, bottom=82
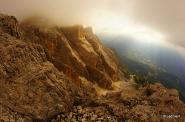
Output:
left=0, top=0, right=185, bottom=51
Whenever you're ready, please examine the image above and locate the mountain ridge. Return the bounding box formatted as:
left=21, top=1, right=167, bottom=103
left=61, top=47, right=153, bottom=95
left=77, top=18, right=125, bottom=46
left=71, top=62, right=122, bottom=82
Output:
left=0, top=13, right=185, bottom=122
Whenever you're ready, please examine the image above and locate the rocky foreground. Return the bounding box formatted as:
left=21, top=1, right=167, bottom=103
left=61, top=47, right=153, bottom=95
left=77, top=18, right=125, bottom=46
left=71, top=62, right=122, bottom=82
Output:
left=51, top=82, right=185, bottom=122
left=0, top=14, right=185, bottom=122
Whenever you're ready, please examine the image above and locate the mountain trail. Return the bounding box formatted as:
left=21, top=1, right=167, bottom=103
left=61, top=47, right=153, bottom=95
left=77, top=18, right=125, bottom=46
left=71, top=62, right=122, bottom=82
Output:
left=96, top=80, right=138, bottom=97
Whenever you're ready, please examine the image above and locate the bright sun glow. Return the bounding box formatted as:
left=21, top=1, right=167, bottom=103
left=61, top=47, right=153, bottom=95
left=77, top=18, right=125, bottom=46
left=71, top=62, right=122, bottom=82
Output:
left=90, top=11, right=166, bottom=44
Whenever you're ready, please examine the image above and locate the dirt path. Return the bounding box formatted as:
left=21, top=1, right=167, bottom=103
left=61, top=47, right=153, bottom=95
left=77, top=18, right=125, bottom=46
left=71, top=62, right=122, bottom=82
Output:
left=96, top=80, right=138, bottom=97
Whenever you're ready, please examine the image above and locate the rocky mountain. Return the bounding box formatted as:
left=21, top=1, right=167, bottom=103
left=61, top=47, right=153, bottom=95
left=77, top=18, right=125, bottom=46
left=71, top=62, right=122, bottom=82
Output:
left=19, top=18, right=122, bottom=89
left=0, top=13, right=185, bottom=122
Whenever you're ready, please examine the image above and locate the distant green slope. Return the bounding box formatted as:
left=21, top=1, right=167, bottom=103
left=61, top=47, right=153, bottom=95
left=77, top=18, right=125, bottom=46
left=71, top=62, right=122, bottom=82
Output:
left=120, top=55, right=181, bottom=92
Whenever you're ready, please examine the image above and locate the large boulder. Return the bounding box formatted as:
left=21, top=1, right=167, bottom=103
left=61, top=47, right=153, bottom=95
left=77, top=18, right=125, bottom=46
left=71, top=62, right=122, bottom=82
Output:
left=0, top=33, right=77, bottom=121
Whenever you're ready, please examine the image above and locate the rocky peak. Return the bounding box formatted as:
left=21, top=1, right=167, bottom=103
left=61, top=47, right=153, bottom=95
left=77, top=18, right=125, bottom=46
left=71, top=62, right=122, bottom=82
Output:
left=84, top=27, right=93, bottom=34
left=62, top=26, right=122, bottom=83
left=20, top=22, right=122, bottom=89
left=62, top=25, right=85, bottom=39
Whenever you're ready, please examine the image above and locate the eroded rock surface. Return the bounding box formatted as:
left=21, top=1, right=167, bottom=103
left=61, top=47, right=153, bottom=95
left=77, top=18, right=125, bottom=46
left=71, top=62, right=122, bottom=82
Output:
left=20, top=23, right=122, bottom=89
left=0, top=32, right=77, bottom=121
left=53, top=83, right=185, bottom=122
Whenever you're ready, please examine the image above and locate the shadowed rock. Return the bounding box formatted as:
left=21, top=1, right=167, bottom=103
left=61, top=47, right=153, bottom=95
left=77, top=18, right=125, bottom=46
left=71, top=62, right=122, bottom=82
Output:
left=0, top=33, right=77, bottom=121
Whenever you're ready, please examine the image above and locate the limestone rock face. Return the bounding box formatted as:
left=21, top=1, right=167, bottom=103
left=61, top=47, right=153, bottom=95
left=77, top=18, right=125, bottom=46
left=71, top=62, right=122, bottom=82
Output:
left=20, top=23, right=122, bottom=89
left=84, top=27, right=120, bottom=79
left=62, top=26, right=122, bottom=87
left=0, top=32, right=77, bottom=121
left=86, top=65, right=112, bottom=88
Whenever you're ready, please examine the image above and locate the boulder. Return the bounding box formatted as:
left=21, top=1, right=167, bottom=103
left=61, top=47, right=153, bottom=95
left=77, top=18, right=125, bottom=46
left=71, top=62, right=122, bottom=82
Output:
left=0, top=34, right=77, bottom=121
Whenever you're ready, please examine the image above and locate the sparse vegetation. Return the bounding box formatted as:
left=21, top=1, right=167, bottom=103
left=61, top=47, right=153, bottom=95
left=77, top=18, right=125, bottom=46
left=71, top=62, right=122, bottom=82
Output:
left=119, top=56, right=185, bottom=102
left=134, top=75, right=148, bottom=85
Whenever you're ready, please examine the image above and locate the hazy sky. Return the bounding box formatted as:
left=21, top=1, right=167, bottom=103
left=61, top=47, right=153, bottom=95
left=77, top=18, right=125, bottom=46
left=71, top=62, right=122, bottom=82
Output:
left=0, top=0, right=185, bottom=51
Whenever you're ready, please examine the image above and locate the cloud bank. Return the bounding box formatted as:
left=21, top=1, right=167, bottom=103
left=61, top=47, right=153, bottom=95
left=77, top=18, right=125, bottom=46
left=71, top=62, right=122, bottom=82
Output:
left=0, top=0, right=185, bottom=49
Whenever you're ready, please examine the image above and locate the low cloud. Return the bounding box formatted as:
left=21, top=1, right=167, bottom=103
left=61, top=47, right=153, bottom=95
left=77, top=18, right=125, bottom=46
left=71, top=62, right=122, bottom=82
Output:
left=0, top=0, right=184, bottom=49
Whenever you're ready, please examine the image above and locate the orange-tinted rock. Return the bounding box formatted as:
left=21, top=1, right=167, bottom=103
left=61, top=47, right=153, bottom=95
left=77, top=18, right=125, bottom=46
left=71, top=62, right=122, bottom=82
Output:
left=0, top=33, right=77, bottom=121
left=86, top=65, right=112, bottom=89
left=20, top=23, right=87, bottom=77
left=62, top=26, right=122, bottom=87
left=20, top=22, right=122, bottom=88
left=1, top=14, right=185, bottom=122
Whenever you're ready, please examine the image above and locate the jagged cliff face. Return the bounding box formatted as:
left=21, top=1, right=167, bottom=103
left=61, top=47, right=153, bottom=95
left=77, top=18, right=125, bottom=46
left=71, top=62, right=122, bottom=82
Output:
left=0, top=14, right=185, bottom=122
left=0, top=13, right=121, bottom=121
left=20, top=21, right=122, bottom=89
left=0, top=15, right=79, bottom=121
